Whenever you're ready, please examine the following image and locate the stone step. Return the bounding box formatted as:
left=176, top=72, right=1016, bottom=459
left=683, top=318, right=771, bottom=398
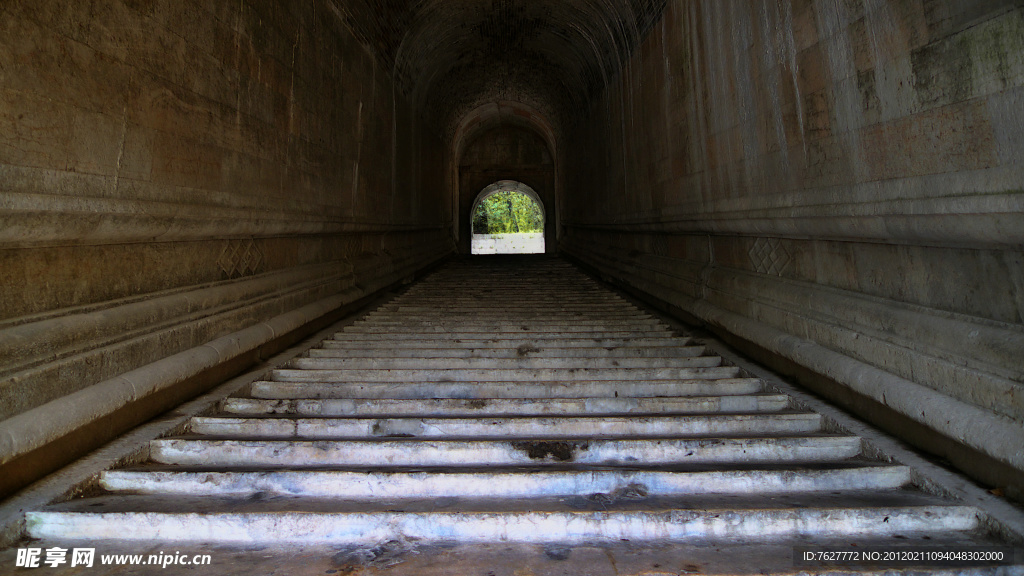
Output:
left=409, top=281, right=601, bottom=284
left=26, top=257, right=1008, bottom=562
left=406, top=274, right=604, bottom=278
left=384, top=308, right=634, bottom=314
left=19, top=536, right=1004, bottom=575
left=400, top=280, right=618, bottom=285
left=365, top=310, right=649, bottom=319
left=394, top=294, right=622, bottom=301
left=328, top=330, right=675, bottom=340
left=389, top=303, right=640, bottom=312
left=360, top=310, right=653, bottom=319
left=26, top=492, right=977, bottom=544
left=351, top=319, right=665, bottom=329
left=360, top=317, right=654, bottom=325
left=391, top=293, right=618, bottom=297
left=220, top=394, right=792, bottom=416
left=268, top=365, right=735, bottom=383
left=404, top=275, right=599, bottom=280
left=340, top=324, right=673, bottom=334
left=149, top=435, right=862, bottom=467
left=188, top=412, right=822, bottom=439
left=249, top=378, right=765, bottom=399
left=305, top=344, right=708, bottom=358
left=99, top=463, right=912, bottom=498
left=388, top=301, right=630, bottom=308
left=321, top=336, right=691, bottom=349
left=343, top=323, right=668, bottom=333
left=341, top=326, right=671, bottom=336
left=287, top=355, right=721, bottom=370
left=405, top=277, right=601, bottom=282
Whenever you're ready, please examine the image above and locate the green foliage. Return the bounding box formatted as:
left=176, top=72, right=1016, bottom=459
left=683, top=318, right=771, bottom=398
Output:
left=472, top=191, right=543, bottom=234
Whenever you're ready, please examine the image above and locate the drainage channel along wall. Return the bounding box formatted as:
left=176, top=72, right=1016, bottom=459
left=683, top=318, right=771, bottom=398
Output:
left=0, top=0, right=453, bottom=498
left=560, top=0, right=1024, bottom=500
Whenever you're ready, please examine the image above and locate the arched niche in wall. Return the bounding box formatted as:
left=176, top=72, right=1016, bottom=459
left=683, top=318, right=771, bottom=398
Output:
left=454, top=117, right=557, bottom=254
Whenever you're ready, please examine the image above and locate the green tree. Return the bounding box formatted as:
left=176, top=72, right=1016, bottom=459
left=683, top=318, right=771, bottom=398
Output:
left=472, top=191, right=543, bottom=234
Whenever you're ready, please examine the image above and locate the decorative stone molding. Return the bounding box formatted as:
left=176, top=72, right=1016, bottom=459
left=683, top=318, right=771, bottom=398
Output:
left=218, top=238, right=264, bottom=279
left=749, top=237, right=791, bottom=276
left=0, top=234, right=454, bottom=499
left=560, top=229, right=1024, bottom=497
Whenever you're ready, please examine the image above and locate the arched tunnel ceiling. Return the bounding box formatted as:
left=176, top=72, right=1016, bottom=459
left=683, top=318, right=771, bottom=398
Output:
left=327, top=0, right=667, bottom=140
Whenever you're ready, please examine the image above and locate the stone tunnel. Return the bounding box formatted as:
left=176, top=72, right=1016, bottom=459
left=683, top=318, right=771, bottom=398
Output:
left=1, top=0, right=1023, bottom=572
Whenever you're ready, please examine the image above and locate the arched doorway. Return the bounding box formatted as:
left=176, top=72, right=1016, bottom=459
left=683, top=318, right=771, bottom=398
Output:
left=470, top=181, right=546, bottom=255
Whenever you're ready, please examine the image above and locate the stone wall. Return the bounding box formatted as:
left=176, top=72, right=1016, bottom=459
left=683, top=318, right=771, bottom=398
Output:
left=561, top=0, right=1024, bottom=496
left=0, top=0, right=452, bottom=497
left=458, top=126, right=556, bottom=253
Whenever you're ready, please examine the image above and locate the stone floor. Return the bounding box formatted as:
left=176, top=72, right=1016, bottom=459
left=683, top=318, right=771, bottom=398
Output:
left=3, top=535, right=1020, bottom=575
left=3, top=257, right=1022, bottom=575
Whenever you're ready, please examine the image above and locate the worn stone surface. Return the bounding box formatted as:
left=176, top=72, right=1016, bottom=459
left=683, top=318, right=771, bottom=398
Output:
left=10, top=258, right=1023, bottom=575
left=3, top=537, right=1018, bottom=575
left=459, top=126, right=556, bottom=253
left=326, top=0, right=667, bottom=138
left=0, top=0, right=452, bottom=497
left=559, top=0, right=1024, bottom=496
left=2, top=1, right=1023, bottom=567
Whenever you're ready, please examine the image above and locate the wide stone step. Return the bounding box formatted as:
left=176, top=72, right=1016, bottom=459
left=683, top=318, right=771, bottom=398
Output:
left=339, top=325, right=675, bottom=335
left=287, top=355, right=721, bottom=370
left=305, top=344, right=708, bottom=358
left=328, top=330, right=675, bottom=340
left=403, top=283, right=607, bottom=288
left=360, top=311, right=655, bottom=319
left=220, top=394, right=791, bottom=416
left=399, top=282, right=620, bottom=288
left=423, top=277, right=588, bottom=280
left=23, top=257, right=1017, bottom=569
left=26, top=492, right=977, bottom=544
left=321, top=336, right=691, bottom=349
left=249, top=378, right=765, bottom=399
left=390, top=303, right=640, bottom=312
left=400, top=281, right=609, bottom=286
left=349, top=321, right=666, bottom=332
left=401, top=283, right=609, bottom=288
left=342, top=323, right=668, bottom=334
left=188, top=412, right=822, bottom=439
left=364, top=311, right=650, bottom=320
left=268, top=365, right=735, bottom=383
left=406, top=276, right=601, bottom=282
left=99, top=464, right=912, bottom=498
left=393, top=297, right=627, bottom=305
left=359, top=317, right=655, bottom=326
left=388, top=303, right=632, bottom=310
left=333, top=327, right=679, bottom=336
left=149, top=435, right=862, bottom=467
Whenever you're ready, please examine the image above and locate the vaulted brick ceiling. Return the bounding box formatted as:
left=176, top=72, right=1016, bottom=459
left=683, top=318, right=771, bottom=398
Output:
left=328, top=0, right=666, bottom=137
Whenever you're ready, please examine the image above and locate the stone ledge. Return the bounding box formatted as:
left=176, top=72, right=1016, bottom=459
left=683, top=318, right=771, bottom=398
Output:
left=0, top=262, right=351, bottom=373
left=562, top=243, right=1024, bottom=481
left=0, top=241, right=452, bottom=499
left=0, top=302, right=377, bottom=548
left=561, top=182, right=1024, bottom=248
left=0, top=186, right=448, bottom=247
left=567, top=238, right=1024, bottom=406
left=0, top=273, right=352, bottom=420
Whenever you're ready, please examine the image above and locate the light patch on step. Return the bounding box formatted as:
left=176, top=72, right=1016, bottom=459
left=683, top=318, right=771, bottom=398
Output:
left=371, top=419, right=425, bottom=437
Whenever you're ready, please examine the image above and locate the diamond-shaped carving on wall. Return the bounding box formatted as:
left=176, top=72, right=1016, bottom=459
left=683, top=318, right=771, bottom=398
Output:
left=749, top=237, right=791, bottom=276
left=218, top=238, right=264, bottom=279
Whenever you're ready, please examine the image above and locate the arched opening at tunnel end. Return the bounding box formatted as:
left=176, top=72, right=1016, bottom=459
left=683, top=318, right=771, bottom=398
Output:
left=470, top=181, right=546, bottom=255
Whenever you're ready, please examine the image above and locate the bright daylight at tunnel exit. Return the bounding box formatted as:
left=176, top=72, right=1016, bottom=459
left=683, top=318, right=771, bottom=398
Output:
left=471, top=181, right=546, bottom=255
left=1, top=0, right=1023, bottom=574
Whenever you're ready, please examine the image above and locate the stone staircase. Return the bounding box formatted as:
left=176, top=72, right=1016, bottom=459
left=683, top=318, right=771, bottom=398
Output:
left=21, top=257, right=1022, bottom=573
